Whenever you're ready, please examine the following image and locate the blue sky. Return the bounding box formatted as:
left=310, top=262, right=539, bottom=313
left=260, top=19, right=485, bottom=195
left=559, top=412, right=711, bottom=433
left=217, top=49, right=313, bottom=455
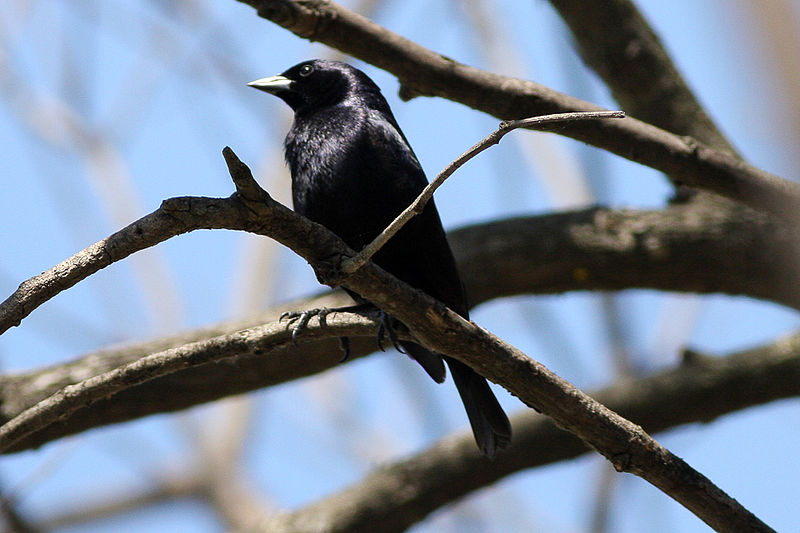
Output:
left=1, top=1, right=798, bottom=531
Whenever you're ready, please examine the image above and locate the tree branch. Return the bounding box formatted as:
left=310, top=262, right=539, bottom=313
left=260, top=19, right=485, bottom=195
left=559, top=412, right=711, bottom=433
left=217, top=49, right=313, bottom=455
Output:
left=0, top=307, right=384, bottom=453
left=236, top=0, right=800, bottom=220
left=0, top=179, right=336, bottom=337
left=0, top=196, right=249, bottom=336
left=451, top=204, right=800, bottom=309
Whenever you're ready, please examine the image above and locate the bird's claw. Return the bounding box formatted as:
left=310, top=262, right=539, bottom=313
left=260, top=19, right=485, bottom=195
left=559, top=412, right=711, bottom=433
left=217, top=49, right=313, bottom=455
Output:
left=376, top=311, right=405, bottom=353
left=338, top=337, right=351, bottom=362
left=279, top=305, right=403, bottom=360
left=280, top=307, right=332, bottom=345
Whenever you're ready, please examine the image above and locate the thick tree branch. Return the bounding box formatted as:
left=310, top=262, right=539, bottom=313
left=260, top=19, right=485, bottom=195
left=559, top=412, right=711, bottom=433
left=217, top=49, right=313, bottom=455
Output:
left=237, top=0, right=800, bottom=219
left=451, top=205, right=799, bottom=309
left=256, top=339, right=800, bottom=533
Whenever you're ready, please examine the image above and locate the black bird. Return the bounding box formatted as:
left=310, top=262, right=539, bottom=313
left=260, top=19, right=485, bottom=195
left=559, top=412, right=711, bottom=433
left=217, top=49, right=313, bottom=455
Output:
left=249, top=59, right=511, bottom=457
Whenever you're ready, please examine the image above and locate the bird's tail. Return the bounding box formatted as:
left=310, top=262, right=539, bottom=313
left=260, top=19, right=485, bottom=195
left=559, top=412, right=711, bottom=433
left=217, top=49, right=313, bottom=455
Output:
left=401, top=341, right=446, bottom=383
left=446, top=357, right=512, bottom=458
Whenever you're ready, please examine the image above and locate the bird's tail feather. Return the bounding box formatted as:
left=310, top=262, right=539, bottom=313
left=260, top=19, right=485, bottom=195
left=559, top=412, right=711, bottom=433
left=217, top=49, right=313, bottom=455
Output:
left=401, top=341, right=446, bottom=383
left=446, top=357, right=512, bottom=458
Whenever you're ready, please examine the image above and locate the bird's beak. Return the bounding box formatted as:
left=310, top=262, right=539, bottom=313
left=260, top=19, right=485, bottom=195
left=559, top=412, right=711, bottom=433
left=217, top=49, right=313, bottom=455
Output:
left=248, top=75, right=293, bottom=93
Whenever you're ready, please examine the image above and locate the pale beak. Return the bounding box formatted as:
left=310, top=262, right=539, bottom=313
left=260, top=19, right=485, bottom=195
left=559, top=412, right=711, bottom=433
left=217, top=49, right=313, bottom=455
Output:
left=247, top=75, right=293, bottom=93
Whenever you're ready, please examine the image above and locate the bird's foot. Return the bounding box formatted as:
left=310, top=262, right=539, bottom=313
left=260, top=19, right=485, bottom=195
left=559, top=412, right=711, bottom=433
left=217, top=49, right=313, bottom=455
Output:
left=280, top=307, right=333, bottom=345
left=279, top=303, right=372, bottom=361
left=279, top=304, right=406, bottom=360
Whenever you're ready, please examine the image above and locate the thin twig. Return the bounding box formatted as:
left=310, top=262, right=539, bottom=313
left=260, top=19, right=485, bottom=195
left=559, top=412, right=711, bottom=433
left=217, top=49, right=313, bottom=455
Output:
left=340, top=110, right=625, bottom=275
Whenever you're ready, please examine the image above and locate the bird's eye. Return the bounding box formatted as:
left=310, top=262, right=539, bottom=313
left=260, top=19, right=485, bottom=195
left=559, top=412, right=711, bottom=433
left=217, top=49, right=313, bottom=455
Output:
left=299, top=64, right=315, bottom=77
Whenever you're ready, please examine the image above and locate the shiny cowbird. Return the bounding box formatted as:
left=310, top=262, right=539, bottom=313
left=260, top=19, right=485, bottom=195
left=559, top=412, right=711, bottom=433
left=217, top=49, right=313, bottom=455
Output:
left=249, top=60, right=511, bottom=457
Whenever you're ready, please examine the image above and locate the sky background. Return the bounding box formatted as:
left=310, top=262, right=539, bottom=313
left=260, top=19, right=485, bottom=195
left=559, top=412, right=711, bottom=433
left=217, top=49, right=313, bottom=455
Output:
left=1, top=1, right=799, bottom=531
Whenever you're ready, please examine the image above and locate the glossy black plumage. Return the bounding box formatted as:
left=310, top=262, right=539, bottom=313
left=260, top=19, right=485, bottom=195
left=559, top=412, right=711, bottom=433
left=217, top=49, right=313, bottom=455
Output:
left=249, top=59, right=511, bottom=457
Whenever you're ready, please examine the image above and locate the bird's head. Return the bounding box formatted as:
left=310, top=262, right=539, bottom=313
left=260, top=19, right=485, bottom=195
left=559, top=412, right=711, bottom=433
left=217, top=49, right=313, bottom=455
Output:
left=248, top=59, right=383, bottom=113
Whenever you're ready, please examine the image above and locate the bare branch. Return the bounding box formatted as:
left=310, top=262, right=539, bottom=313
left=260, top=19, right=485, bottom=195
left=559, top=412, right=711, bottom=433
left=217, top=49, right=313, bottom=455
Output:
left=0, top=160, right=328, bottom=337
left=0, top=197, right=236, bottom=336
left=0, top=309, right=382, bottom=453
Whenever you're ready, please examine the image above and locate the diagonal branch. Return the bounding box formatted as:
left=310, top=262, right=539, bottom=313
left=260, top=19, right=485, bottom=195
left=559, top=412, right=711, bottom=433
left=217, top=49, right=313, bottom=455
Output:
left=0, top=196, right=249, bottom=336
left=0, top=189, right=328, bottom=337
left=237, top=0, right=800, bottom=219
